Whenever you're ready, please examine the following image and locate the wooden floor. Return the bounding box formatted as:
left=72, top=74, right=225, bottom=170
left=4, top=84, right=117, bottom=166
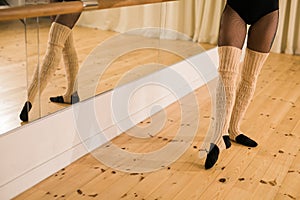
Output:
left=13, top=49, right=300, bottom=199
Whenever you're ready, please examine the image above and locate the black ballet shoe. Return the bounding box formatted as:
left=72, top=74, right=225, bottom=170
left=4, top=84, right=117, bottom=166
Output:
left=70, top=92, right=80, bottom=104
left=19, top=101, right=32, bottom=122
left=235, top=134, right=258, bottom=147
left=50, top=96, right=65, bottom=103
left=50, top=92, right=80, bottom=104
left=204, top=143, right=220, bottom=169
left=223, top=135, right=231, bottom=149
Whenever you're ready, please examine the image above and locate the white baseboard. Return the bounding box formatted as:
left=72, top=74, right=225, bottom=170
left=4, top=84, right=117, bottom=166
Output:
left=0, top=47, right=218, bottom=200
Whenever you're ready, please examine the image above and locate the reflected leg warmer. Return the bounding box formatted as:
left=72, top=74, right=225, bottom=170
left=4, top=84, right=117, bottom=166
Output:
left=20, top=22, right=71, bottom=122
left=50, top=31, right=79, bottom=104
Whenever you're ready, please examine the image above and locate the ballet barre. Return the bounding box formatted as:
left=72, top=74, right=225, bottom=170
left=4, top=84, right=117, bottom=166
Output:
left=0, top=0, right=175, bottom=21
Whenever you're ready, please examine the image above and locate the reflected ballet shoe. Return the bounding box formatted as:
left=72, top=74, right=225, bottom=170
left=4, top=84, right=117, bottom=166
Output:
left=19, top=101, right=32, bottom=122
left=50, top=96, right=64, bottom=103
left=204, top=143, right=220, bottom=169
left=50, top=92, right=80, bottom=104
left=235, top=134, right=258, bottom=147
left=70, top=92, right=80, bottom=104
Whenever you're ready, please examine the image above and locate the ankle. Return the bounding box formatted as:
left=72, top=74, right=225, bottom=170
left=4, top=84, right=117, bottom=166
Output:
left=228, top=128, right=240, bottom=141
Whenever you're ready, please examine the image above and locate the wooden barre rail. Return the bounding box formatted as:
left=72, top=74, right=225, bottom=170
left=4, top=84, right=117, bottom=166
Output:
left=0, top=2, right=83, bottom=21
left=97, top=0, right=174, bottom=9
left=0, top=0, right=175, bottom=21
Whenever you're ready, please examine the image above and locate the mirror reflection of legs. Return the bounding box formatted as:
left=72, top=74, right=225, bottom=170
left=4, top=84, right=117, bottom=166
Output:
left=6, top=1, right=210, bottom=132
left=19, top=0, right=82, bottom=122
left=19, top=3, right=170, bottom=124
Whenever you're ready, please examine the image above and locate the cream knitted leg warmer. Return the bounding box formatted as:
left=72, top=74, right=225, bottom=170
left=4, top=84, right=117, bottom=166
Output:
left=63, top=31, right=79, bottom=103
left=20, top=22, right=71, bottom=122
left=50, top=31, right=79, bottom=104
left=229, top=48, right=269, bottom=147
left=205, top=46, right=242, bottom=169
left=214, top=46, right=242, bottom=148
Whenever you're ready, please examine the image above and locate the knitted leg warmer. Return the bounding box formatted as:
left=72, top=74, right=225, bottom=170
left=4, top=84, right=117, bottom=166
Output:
left=205, top=46, right=242, bottom=169
left=214, top=46, right=242, bottom=148
left=229, top=48, right=269, bottom=147
left=20, top=22, right=71, bottom=122
left=50, top=31, right=79, bottom=104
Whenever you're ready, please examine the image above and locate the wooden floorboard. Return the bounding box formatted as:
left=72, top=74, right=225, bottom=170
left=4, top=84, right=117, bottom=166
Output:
left=12, top=51, right=300, bottom=199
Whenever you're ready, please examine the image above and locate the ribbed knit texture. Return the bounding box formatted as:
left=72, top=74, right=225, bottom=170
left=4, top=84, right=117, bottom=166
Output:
left=61, top=31, right=79, bottom=103
left=213, top=46, right=242, bottom=148
left=28, top=22, right=71, bottom=102
left=229, top=48, right=269, bottom=140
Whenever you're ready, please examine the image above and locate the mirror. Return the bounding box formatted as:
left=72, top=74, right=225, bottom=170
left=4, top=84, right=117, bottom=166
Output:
left=0, top=19, right=27, bottom=134
left=0, top=1, right=213, bottom=135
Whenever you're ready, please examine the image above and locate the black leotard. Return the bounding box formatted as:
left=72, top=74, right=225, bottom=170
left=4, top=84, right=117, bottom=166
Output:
left=227, top=0, right=279, bottom=25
